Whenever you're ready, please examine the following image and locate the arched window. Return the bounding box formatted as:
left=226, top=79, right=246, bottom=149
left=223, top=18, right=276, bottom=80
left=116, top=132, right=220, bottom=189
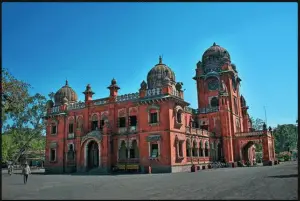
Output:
left=91, top=114, right=98, bottom=131
left=186, top=139, right=191, bottom=157
left=210, top=97, right=219, bottom=107
left=205, top=141, right=209, bottom=157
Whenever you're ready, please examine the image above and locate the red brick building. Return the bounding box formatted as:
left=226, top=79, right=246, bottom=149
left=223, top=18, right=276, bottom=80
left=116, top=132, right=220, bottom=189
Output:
left=44, top=43, right=276, bottom=174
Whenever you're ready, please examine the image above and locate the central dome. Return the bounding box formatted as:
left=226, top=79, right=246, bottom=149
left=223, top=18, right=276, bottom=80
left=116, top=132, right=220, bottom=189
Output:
left=202, top=42, right=231, bottom=63
left=147, top=56, right=176, bottom=89
left=54, top=80, right=78, bottom=106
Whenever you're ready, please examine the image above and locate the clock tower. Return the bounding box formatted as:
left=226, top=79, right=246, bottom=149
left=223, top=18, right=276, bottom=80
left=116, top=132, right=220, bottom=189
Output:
left=193, top=42, right=244, bottom=163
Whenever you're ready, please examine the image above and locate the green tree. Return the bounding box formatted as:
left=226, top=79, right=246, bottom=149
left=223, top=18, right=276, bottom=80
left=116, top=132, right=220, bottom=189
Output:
left=273, top=124, right=298, bottom=153
left=250, top=117, right=265, bottom=152
left=2, top=68, right=31, bottom=124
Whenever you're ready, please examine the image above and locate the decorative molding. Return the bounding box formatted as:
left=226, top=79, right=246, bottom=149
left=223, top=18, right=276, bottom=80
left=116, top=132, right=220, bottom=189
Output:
left=81, top=130, right=102, bottom=146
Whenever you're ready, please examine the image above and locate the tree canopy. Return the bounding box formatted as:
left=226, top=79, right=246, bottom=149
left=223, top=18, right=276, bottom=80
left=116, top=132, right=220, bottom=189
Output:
left=2, top=68, right=47, bottom=163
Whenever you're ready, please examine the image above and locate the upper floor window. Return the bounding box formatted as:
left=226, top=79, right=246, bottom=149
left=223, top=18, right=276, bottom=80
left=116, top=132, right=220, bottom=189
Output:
left=210, top=97, right=219, bottom=107
left=233, top=97, right=238, bottom=114
left=119, top=117, right=126, bottom=128
left=91, top=114, right=98, bottom=131
left=51, top=123, right=57, bottom=135
left=150, top=113, right=158, bottom=124
left=100, top=120, right=105, bottom=130
left=129, top=116, right=137, bottom=126
left=69, top=123, right=74, bottom=133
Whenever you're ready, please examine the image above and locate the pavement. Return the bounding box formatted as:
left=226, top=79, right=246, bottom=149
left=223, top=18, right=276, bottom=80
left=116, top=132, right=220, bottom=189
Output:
left=2, top=161, right=298, bottom=200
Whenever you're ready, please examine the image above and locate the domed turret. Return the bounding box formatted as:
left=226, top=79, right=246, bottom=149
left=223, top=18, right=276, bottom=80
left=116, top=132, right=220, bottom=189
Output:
left=147, top=56, right=176, bottom=89
left=54, top=80, right=78, bottom=106
left=202, top=42, right=230, bottom=61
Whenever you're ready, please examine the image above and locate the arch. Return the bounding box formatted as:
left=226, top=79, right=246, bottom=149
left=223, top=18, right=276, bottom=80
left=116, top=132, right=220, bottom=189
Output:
left=199, top=140, right=204, bottom=157
left=204, top=141, right=209, bottom=157
left=83, top=138, right=101, bottom=169
left=192, top=140, right=198, bottom=157
left=118, top=140, right=127, bottom=160
left=241, top=141, right=259, bottom=165
left=129, top=139, right=139, bottom=158
left=87, top=140, right=99, bottom=169
left=186, top=139, right=191, bottom=157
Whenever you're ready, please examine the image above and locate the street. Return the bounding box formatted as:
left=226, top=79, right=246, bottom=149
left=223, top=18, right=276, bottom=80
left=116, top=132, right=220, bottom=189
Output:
left=2, top=161, right=298, bottom=200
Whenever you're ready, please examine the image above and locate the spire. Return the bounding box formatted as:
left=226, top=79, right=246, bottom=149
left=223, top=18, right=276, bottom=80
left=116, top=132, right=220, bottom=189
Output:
left=65, top=79, right=68, bottom=86
left=213, top=42, right=216, bottom=46
left=159, top=55, right=162, bottom=64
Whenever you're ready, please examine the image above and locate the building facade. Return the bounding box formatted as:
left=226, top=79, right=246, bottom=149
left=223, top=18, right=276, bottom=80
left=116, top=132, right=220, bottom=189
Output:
left=44, top=43, right=276, bottom=174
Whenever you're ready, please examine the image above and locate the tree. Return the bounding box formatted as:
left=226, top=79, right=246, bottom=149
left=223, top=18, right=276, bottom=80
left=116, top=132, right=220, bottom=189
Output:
left=250, top=117, right=265, bottom=152
left=2, top=69, right=47, bottom=163
left=273, top=124, right=298, bottom=154
left=2, top=68, right=31, bottom=125
left=250, top=117, right=264, bottom=131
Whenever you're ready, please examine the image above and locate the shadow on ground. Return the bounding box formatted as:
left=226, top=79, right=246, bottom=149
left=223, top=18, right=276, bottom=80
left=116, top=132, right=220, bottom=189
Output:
left=268, top=174, right=298, bottom=178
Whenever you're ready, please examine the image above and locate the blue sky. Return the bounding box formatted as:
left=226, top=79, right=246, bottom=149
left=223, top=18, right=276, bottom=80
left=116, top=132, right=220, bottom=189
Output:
left=2, top=3, right=298, bottom=127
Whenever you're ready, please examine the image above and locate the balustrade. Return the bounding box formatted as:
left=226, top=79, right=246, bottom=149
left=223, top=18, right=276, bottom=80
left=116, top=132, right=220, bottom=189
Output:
left=116, top=92, right=139, bottom=102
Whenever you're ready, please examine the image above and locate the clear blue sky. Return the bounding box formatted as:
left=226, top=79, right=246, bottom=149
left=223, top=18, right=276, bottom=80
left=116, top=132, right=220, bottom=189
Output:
left=2, top=3, right=298, bottom=127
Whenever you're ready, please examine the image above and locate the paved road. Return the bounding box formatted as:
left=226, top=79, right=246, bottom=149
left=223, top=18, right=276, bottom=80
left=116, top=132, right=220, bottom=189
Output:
left=2, top=161, right=298, bottom=200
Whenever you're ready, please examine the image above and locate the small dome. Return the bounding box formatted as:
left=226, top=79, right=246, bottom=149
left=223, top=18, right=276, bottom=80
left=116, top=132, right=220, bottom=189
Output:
left=54, top=80, right=78, bottom=106
left=202, top=42, right=231, bottom=62
left=147, top=56, right=176, bottom=89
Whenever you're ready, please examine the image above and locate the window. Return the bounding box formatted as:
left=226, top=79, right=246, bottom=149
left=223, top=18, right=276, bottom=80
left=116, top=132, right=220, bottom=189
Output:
left=100, top=120, right=105, bottom=130
left=210, top=97, right=219, bottom=107
left=50, top=149, right=56, bottom=162
left=150, top=113, right=158, bottom=124
left=51, top=124, right=57, bottom=134
left=130, top=149, right=135, bottom=158
left=176, top=111, right=182, bottom=123
left=186, top=141, right=191, bottom=157
left=91, top=121, right=98, bottom=131
left=69, top=123, right=74, bottom=133
left=178, top=141, right=183, bottom=157
left=234, top=97, right=238, bottom=114
left=129, top=116, right=137, bottom=126
left=119, top=117, right=126, bottom=127
left=151, top=144, right=159, bottom=158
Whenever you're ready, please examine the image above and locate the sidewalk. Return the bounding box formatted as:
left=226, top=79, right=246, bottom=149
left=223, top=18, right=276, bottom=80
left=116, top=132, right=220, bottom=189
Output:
left=2, top=168, right=45, bottom=174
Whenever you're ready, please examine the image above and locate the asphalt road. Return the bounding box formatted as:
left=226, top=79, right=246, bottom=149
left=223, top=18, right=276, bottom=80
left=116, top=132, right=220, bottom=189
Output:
left=2, top=161, right=298, bottom=200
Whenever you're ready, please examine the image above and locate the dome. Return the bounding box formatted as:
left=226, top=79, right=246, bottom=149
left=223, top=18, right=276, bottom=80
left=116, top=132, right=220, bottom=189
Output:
left=147, top=56, right=176, bottom=89
left=54, top=80, right=78, bottom=106
left=202, top=42, right=231, bottom=62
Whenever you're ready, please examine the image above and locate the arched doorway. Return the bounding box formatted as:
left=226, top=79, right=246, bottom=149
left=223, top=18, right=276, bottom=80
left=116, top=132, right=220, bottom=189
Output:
left=87, top=141, right=99, bottom=170
left=242, top=141, right=262, bottom=165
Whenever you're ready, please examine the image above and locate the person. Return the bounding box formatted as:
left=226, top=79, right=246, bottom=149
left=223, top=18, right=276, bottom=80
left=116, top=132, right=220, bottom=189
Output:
left=8, top=163, right=13, bottom=175
left=22, top=162, right=31, bottom=184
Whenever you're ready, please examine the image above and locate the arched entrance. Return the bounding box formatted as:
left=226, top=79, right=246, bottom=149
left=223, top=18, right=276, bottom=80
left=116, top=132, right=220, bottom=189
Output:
left=241, top=141, right=259, bottom=165
left=87, top=140, right=99, bottom=170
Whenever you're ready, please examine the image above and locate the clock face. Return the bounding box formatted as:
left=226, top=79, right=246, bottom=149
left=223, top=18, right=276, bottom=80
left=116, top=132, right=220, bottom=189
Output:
left=208, top=79, right=219, bottom=91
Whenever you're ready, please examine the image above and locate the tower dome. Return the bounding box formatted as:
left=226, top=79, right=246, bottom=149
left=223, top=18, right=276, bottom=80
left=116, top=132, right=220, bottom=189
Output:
left=202, top=42, right=231, bottom=61
left=201, top=43, right=231, bottom=73
left=54, top=80, right=78, bottom=106
left=147, top=56, right=176, bottom=89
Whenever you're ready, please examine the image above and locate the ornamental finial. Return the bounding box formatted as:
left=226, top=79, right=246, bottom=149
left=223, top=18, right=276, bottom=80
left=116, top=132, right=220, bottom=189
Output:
left=159, top=55, right=162, bottom=64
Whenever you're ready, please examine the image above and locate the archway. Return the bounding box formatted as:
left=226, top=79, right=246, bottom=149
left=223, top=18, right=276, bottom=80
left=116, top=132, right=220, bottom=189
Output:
left=241, top=141, right=262, bottom=165
left=87, top=140, right=99, bottom=170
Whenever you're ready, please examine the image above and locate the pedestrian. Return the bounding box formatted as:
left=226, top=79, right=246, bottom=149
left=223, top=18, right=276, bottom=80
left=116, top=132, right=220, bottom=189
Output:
left=22, top=162, right=31, bottom=184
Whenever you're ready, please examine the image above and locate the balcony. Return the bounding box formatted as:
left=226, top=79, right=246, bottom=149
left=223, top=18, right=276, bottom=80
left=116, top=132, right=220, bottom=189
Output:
left=198, top=106, right=219, bottom=114
left=118, top=127, right=127, bottom=134
left=68, top=133, right=75, bottom=139
left=129, top=126, right=137, bottom=133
